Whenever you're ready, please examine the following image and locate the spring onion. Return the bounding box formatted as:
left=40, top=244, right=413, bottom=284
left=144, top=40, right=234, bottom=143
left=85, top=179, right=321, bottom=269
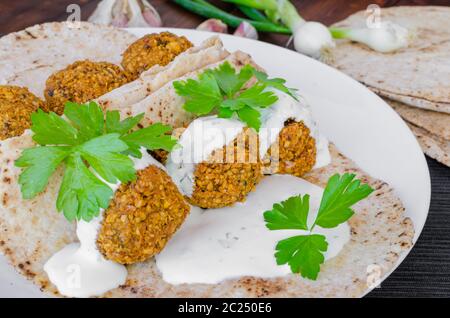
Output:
left=237, top=5, right=271, bottom=23
left=173, top=0, right=291, bottom=34
left=330, top=21, right=411, bottom=53
left=224, top=0, right=334, bottom=58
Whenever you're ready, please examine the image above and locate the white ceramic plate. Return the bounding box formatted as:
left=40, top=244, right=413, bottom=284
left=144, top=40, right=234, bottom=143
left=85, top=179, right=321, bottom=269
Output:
left=0, top=28, right=431, bottom=297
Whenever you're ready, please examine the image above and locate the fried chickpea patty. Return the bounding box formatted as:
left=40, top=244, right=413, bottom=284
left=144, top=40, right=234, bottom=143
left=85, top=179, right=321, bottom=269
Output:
left=0, top=85, right=45, bottom=140
left=44, top=60, right=129, bottom=115
left=189, top=129, right=263, bottom=209
left=97, top=165, right=190, bottom=265
left=122, top=32, right=193, bottom=80
left=263, top=121, right=316, bottom=177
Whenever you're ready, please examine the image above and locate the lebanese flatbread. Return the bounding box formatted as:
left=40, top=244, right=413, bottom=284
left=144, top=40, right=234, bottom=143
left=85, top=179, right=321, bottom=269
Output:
left=0, top=132, right=414, bottom=297
left=97, top=36, right=229, bottom=110
left=0, top=22, right=137, bottom=98
left=330, top=6, right=450, bottom=113
left=117, top=50, right=260, bottom=129
left=386, top=98, right=450, bottom=141
left=407, top=122, right=450, bottom=167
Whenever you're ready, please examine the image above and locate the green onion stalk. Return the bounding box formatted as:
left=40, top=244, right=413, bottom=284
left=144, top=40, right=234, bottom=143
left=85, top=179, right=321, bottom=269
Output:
left=224, top=0, right=334, bottom=59
left=174, top=0, right=412, bottom=57
left=230, top=0, right=412, bottom=54
left=173, top=0, right=291, bottom=34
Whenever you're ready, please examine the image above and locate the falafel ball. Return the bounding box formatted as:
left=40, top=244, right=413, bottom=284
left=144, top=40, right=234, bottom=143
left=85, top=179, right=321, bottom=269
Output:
left=97, top=165, right=190, bottom=265
left=263, top=120, right=317, bottom=177
left=0, top=85, right=45, bottom=140
left=44, top=60, right=129, bottom=115
left=121, top=32, right=193, bottom=81
left=189, top=129, right=263, bottom=209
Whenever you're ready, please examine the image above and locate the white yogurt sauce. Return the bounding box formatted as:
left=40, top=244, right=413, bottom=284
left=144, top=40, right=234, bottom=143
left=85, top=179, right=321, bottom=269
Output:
left=166, top=116, right=245, bottom=197
left=44, top=149, right=162, bottom=298
left=259, top=90, right=330, bottom=169
left=156, top=175, right=350, bottom=284
left=166, top=91, right=331, bottom=198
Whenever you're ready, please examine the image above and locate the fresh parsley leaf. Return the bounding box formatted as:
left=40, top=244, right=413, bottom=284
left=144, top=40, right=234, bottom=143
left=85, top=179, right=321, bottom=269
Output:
left=263, top=173, right=373, bottom=280
left=234, top=83, right=278, bottom=109
left=275, top=234, right=328, bottom=280
left=209, top=62, right=253, bottom=97
left=106, top=111, right=144, bottom=135
left=264, top=194, right=310, bottom=230
left=122, top=123, right=177, bottom=155
left=173, top=62, right=293, bottom=131
left=173, top=73, right=223, bottom=115
left=30, top=109, right=79, bottom=146
left=252, top=69, right=298, bottom=100
left=56, top=153, right=113, bottom=222
left=237, top=105, right=262, bottom=131
left=16, top=101, right=178, bottom=223
left=64, top=101, right=104, bottom=142
left=15, top=146, right=72, bottom=199
left=313, top=173, right=374, bottom=229
left=217, top=107, right=234, bottom=119
left=78, top=133, right=135, bottom=184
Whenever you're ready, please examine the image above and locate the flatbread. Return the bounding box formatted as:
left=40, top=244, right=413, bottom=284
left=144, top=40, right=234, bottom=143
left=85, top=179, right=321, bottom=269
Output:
left=117, top=51, right=260, bottom=129
left=0, top=134, right=414, bottom=297
left=382, top=98, right=450, bottom=166
left=97, top=36, right=229, bottom=110
left=330, top=6, right=450, bottom=113
left=386, top=98, right=450, bottom=141
left=0, top=22, right=137, bottom=98
left=407, top=122, right=450, bottom=167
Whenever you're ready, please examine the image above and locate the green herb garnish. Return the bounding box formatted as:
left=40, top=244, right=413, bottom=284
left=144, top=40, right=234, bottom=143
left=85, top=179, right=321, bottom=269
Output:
left=263, top=173, right=373, bottom=280
left=173, top=61, right=297, bottom=131
left=15, top=102, right=177, bottom=222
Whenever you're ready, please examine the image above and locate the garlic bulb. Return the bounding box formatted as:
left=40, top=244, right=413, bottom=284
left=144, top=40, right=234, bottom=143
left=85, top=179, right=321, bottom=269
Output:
left=196, top=19, right=228, bottom=33
left=88, top=0, right=162, bottom=28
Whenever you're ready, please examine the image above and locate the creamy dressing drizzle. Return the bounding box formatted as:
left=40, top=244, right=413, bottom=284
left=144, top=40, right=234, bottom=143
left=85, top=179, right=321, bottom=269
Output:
left=259, top=90, right=330, bottom=169
left=156, top=175, right=350, bottom=284
left=166, top=117, right=245, bottom=197
left=44, top=148, right=162, bottom=298
left=166, top=91, right=331, bottom=198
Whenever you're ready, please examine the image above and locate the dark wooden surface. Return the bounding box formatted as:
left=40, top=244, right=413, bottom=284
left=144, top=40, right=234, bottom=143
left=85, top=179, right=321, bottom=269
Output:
left=1, top=0, right=450, bottom=298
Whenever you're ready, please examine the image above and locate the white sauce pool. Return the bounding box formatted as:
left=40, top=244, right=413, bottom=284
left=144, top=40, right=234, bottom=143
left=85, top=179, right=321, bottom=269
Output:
left=156, top=175, right=350, bottom=285
left=44, top=149, right=162, bottom=298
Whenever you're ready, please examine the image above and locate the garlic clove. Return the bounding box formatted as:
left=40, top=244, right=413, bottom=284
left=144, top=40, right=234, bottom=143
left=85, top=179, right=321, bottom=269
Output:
left=141, top=1, right=162, bottom=27
left=88, top=0, right=162, bottom=28
left=233, top=21, right=258, bottom=40
left=88, top=0, right=118, bottom=25
left=196, top=19, right=228, bottom=33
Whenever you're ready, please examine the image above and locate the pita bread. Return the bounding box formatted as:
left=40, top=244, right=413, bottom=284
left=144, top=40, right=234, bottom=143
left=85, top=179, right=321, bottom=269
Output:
left=117, top=51, right=260, bottom=129
left=406, top=122, right=450, bottom=167
left=97, top=36, right=229, bottom=110
left=330, top=6, right=450, bottom=113
left=0, top=22, right=137, bottom=98
left=0, top=132, right=413, bottom=297
left=386, top=98, right=450, bottom=141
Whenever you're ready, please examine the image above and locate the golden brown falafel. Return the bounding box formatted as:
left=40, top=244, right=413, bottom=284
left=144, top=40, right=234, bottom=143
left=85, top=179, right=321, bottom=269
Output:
left=263, top=121, right=316, bottom=177
left=44, top=60, right=129, bottom=115
left=0, top=85, right=45, bottom=140
left=122, top=32, right=193, bottom=81
left=97, top=165, right=190, bottom=265
left=189, top=129, right=263, bottom=209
